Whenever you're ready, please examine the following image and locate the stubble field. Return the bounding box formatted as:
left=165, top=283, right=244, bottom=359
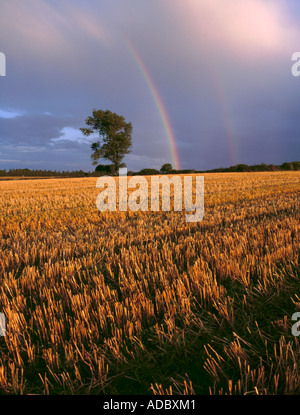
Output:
left=0, top=171, right=300, bottom=395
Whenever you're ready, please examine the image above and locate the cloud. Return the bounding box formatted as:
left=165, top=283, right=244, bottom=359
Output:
left=50, top=126, right=97, bottom=145
left=0, top=109, right=24, bottom=119
left=1, top=0, right=113, bottom=59
left=168, top=0, right=299, bottom=59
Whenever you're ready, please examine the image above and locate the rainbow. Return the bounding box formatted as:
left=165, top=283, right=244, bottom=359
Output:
left=124, top=38, right=180, bottom=170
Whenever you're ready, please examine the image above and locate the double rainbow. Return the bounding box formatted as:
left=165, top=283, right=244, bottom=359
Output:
left=124, top=38, right=238, bottom=169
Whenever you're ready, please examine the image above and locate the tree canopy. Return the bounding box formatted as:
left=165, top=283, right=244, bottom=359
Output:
left=80, top=109, right=133, bottom=174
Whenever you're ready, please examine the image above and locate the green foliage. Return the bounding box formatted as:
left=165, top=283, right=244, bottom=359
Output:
left=95, top=164, right=112, bottom=174
left=80, top=109, right=133, bottom=174
left=138, top=168, right=160, bottom=175
left=198, top=161, right=300, bottom=173
left=280, top=162, right=300, bottom=171
left=160, top=163, right=173, bottom=174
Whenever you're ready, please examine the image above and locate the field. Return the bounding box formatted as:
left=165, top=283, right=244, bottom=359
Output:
left=0, top=171, right=300, bottom=395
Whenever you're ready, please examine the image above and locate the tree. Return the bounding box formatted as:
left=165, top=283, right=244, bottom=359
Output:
left=160, top=163, right=173, bottom=174
left=80, top=109, right=133, bottom=174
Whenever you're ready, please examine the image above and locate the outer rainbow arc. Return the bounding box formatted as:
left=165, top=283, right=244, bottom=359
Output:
left=123, top=38, right=180, bottom=170
left=209, top=59, right=238, bottom=166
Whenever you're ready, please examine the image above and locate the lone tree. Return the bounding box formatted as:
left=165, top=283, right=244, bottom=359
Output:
left=80, top=109, right=133, bottom=174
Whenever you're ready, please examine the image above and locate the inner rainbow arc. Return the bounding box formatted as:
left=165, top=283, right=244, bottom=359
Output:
left=124, top=38, right=180, bottom=170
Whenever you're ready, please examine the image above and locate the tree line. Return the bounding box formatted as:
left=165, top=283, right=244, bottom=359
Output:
left=1, top=161, right=299, bottom=178
left=202, top=161, right=300, bottom=173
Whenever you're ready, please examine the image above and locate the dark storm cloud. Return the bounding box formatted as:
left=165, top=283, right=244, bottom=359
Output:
left=0, top=114, right=70, bottom=145
left=0, top=0, right=300, bottom=171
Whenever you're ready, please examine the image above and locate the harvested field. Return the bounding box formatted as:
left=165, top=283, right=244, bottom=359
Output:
left=0, top=172, right=299, bottom=395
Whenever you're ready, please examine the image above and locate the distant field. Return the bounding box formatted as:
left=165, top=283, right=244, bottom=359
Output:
left=0, top=172, right=300, bottom=395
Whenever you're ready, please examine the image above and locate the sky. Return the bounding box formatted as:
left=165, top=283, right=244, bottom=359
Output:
left=0, top=0, right=300, bottom=172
